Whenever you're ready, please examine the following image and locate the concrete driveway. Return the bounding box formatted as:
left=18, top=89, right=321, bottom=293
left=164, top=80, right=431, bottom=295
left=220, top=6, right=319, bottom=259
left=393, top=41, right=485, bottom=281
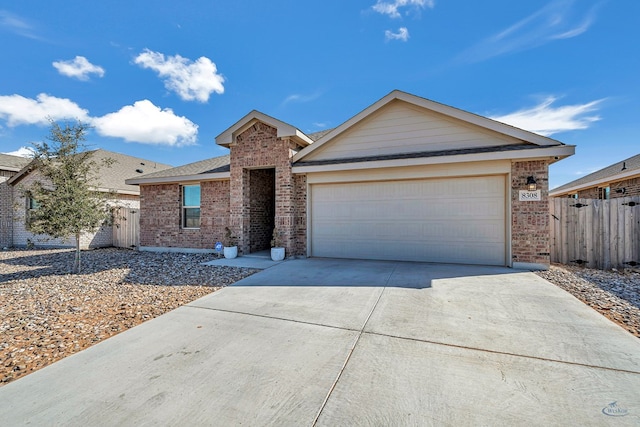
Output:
left=1, top=259, right=639, bottom=425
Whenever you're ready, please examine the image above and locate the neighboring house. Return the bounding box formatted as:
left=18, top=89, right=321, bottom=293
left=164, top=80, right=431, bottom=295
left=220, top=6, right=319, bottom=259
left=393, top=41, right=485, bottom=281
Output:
left=0, top=153, right=31, bottom=248
left=550, top=153, right=640, bottom=199
left=127, top=90, right=575, bottom=270
left=7, top=149, right=172, bottom=249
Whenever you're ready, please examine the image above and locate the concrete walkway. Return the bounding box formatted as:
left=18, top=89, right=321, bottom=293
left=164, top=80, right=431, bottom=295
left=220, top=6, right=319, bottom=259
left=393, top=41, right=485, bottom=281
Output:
left=1, top=259, right=639, bottom=425
left=202, top=249, right=285, bottom=269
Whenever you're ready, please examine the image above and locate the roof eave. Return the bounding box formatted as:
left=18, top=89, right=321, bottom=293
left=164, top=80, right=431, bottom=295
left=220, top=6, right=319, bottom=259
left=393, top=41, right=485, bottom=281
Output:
left=125, top=171, right=231, bottom=185
left=293, top=145, right=574, bottom=174
left=1, top=165, right=26, bottom=173
left=216, top=110, right=312, bottom=148
left=6, top=162, right=35, bottom=185
left=94, top=187, right=140, bottom=196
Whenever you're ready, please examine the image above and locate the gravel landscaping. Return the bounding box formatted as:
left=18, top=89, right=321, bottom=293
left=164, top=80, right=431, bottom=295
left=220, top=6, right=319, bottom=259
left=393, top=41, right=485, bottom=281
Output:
left=536, top=265, right=640, bottom=338
left=0, top=248, right=258, bottom=386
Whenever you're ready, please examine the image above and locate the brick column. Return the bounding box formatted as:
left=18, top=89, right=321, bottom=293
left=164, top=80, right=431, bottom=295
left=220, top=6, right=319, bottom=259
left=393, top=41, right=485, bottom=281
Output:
left=230, top=122, right=296, bottom=256
left=511, top=160, right=550, bottom=270
left=0, top=173, right=15, bottom=248
left=292, top=174, right=307, bottom=257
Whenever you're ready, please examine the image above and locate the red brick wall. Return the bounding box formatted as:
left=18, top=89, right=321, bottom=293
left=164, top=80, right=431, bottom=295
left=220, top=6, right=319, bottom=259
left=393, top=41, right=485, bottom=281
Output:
left=249, top=168, right=275, bottom=252
left=574, top=177, right=640, bottom=199
left=0, top=170, right=16, bottom=248
left=230, top=122, right=297, bottom=256
left=577, top=187, right=600, bottom=199
left=611, top=177, right=640, bottom=198
left=137, top=121, right=305, bottom=256
left=140, top=180, right=230, bottom=249
left=293, top=174, right=307, bottom=256
left=511, top=160, right=550, bottom=267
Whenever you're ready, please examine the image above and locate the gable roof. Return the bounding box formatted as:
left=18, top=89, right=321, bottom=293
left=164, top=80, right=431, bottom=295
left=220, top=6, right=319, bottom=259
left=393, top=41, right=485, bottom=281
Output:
left=8, top=149, right=172, bottom=195
left=550, top=153, right=640, bottom=196
left=307, top=128, right=334, bottom=142
left=125, top=155, right=230, bottom=185
left=216, top=110, right=313, bottom=148
left=293, top=90, right=573, bottom=165
left=0, top=153, right=31, bottom=172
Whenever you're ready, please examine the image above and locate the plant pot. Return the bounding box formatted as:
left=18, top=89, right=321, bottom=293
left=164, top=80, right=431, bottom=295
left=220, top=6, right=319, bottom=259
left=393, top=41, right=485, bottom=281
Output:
left=271, top=247, right=285, bottom=261
left=223, top=246, right=238, bottom=259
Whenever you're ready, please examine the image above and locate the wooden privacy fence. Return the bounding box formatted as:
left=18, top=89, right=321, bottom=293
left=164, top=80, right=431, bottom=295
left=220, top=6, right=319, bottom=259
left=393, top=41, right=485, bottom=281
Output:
left=549, top=196, right=640, bottom=269
left=112, top=207, right=139, bottom=249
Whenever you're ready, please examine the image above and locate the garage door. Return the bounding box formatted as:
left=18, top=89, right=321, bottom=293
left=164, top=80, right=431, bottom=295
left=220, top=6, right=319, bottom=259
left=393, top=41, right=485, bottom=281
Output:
left=310, top=175, right=506, bottom=265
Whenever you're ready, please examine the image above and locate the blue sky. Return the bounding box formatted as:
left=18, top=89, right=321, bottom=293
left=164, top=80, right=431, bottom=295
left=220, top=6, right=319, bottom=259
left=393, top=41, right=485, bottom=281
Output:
left=0, top=0, right=637, bottom=189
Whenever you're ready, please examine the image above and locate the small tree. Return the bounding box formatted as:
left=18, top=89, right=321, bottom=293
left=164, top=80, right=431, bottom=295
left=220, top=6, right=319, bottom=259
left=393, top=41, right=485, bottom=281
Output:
left=24, top=120, right=114, bottom=273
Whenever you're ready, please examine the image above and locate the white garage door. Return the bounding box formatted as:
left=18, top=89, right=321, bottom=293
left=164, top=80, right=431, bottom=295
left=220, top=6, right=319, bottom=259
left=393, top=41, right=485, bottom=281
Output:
left=310, top=175, right=506, bottom=265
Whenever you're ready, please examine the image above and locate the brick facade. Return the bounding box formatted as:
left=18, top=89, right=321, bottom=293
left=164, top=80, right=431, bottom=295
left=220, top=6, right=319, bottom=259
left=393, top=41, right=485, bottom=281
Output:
left=571, top=177, right=640, bottom=199
left=10, top=172, right=139, bottom=249
left=230, top=122, right=299, bottom=256
left=611, top=177, right=640, bottom=197
left=292, top=174, right=307, bottom=257
left=139, top=180, right=230, bottom=249
left=0, top=170, right=16, bottom=248
left=576, top=187, right=600, bottom=199
left=249, top=168, right=275, bottom=253
left=511, top=160, right=550, bottom=267
left=137, top=122, right=310, bottom=257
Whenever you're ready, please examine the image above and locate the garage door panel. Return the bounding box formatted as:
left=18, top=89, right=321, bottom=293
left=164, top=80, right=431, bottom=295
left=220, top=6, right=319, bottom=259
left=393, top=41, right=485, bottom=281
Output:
left=312, top=238, right=504, bottom=265
left=315, top=197, right=504, bottom=219
left=310, top=176, right=506, bottom=265
left=313, top=220, right=503, bottom=240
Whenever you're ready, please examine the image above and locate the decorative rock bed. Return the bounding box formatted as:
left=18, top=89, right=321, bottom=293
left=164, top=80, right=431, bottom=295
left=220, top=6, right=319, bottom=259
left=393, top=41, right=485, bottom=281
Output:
left=0, top=248, right=257, bottom=385
left=536, top=265, right=640, bottom=338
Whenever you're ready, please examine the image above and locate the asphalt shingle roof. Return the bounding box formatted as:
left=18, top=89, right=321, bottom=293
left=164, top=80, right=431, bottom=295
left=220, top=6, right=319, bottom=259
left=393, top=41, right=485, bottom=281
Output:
left=306, top=129, right=334, bottom=141
left=90, top=150, right=173, bottom=192
left=8, top=149, right=173, bottom=194
left=0, top=153, right=31, bottom=171
left=132, top=155, right=230, bottom=180
left=551, top=153, right=640, bottom=193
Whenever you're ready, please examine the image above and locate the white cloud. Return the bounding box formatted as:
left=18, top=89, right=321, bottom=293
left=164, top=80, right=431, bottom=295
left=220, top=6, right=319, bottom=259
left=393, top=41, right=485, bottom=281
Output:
left=372, top=0, right=434, bottom=18
left=458, top=0, right=599, bottom=63
left=490, top=96, right=603, bottom=136
left=92, top=100, right=198, bottom=146
left=134, top=49, right=225, bottom=102
left=53, top=56, right=105, bottom=81
left=0, top=10, right=40, bottom=40
left=385, top=27, right=410, bottom=41
left=0, top=93, right=199, bottom=146
left=0, top=93, right=90, bottom=126
left=3, top=146, right=34, bottom=157
left=282, top=90, right=323, bottom=105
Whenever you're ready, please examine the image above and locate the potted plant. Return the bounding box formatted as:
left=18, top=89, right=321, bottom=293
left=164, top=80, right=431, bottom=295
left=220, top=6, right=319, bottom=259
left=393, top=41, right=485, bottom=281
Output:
left=223, top=227, right=238, bottom=259
left=270, top=228, right=285, bottom=261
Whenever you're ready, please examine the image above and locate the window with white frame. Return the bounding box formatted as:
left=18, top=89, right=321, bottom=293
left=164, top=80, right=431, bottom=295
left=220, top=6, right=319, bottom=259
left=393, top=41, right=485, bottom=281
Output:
left=25, top=193, right=40, bottom=226
left=182, top=184, right=201, bottom=228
